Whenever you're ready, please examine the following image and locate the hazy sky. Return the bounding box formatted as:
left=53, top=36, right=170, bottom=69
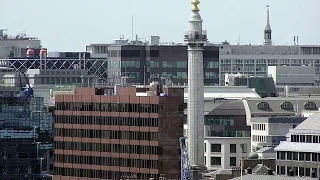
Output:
left=1, top=0, right=319, bottom=51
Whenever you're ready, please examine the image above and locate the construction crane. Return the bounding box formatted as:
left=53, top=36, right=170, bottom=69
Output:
left=18, top=70, right=33, bottom=97
left=179, top=137, right=193, bottom=180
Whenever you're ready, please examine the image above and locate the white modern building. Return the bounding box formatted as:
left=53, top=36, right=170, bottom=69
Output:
left=204, top=138, right=250, bottom=170
left=251, top=116, right=306, bottom=152
left=268, top=66, right=316, bottom=86
left=274, top=113, right=320, bottom=177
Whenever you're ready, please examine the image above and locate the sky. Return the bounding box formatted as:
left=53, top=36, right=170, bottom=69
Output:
left=1, top=0, right=320, bottom=51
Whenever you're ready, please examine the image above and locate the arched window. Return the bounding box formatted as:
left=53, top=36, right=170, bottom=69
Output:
left=257, top=102, right=270, bottom=110
left=280, top=102, right=294, bottom=111
left=304, top=102, right=317, bottom=110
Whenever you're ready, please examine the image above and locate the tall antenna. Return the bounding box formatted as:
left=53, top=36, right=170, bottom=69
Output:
left=238, top=33, right=241, bottom=45
left=131, top=15, right=134, bottom=42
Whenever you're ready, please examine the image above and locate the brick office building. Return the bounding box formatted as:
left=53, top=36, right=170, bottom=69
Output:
left=53, top=84, right=184, bottom=179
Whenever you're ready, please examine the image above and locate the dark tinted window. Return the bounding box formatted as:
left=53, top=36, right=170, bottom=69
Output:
left=150, top=50, right=159, bottom=57
left=121, top=50, right=140, bottom=57
left=203, top=50, right=219, bottom=58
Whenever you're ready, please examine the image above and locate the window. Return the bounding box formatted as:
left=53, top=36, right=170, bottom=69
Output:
left=304, top=102, right=317, bottom=110
left=204, top=72, right=218, bottom=79
left=312, top=153, right=318, bottom=162
left=210, top=157, right=221, bottom=166
left=280, top=102, right=293, bottom=111
left=230, top=144, right=236, bottom=153
left=211, top=144, right=221, bottom=153
left=287, top=152, right=292, bottom=160
left=240, top=144, right=247, bottom=153
left=257, top=102, right=270, bottom=110
left=230, top=157, right=237, bottom=167
left=204, top=143, right=206, bottom=153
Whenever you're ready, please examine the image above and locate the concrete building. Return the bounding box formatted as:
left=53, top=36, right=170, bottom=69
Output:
left=268, top=66, right=316, bottom=86
left=219, top=44, right=320, bottom=85
left=251, top=116, right=307, bottom=151
left=184, top=100, right=251, bottom=170
left=244, top=97, right=320, bottom=120
left=86, top=41, right=219, bottom=86
left=218, top=6, right=320, bottom=86
left=53, top=85, right=184, bottom=179
left=275, top=113, right=320, bottom=178
left=0, top=30, right=41, bottom=58
left=30, top=69, right=98, bottom=86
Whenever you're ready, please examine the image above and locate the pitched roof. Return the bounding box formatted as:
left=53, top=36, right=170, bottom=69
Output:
left=207, top=100, right=246, bottom=116
left=252, top=164, right=272, bottom=175
left=256, top=146, right=275, bottom=154
left=294, top=113, right=320, bottom=130
left=245, top=97, right=320, bottom=116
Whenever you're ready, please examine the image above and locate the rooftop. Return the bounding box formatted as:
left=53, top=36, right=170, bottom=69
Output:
left=230, top=174, right=317, bottom=180
left=275, top=141, right=320, bottom=153
left=294, top=113, right=320, bottom=130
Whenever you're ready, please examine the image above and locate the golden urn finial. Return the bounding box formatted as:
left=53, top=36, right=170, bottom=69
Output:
left=191, top=0, right=200, bottom=11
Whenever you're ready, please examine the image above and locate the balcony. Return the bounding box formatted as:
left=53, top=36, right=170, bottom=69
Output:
left=184, top=30, right=207, bottom=42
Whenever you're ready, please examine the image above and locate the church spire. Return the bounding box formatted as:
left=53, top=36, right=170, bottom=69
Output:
left=264, top=5, right=272, bottom=46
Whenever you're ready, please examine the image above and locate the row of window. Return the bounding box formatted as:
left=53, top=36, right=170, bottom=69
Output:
left=55, top=128, right=158, bottom=141
left=206, top=131, right=250, bottom=138
left=55, top=115, right=159, bottom=127
left=117, top=60, right=219, bottom=69
left=54, top=167, right=158, bottom=179
left=257, top=101, right=317, bottom=111
left=204, top=72, right=218, bottom=79
left=276, top=151, right=320, bottom=162
left=55, top=154, right=158, bottom=169
left=121, top=72, right=140, bottom=79
left=204, top=156, right=238, bottom=166
left=252, top=123, right=266, bottom=131
left=56, top=102, right=164, bottom=113
left=121, top=61, right=140, bottom=68
left=162, top=72, right=187, bottom=79
left=277, top=166, right=317, bottom=177
left=54, top=141, right=160, bottom=155
left=220, top=59, right=315, bottom=65
left=291, top=134, right=320, bottom=144
left=205, top=117, right=234, bottom=126
left=149, top=72, right=187, bottom=79
left=163, top=61, right=187, bottom=69
left=206, top=143, right=247, bottom=153
left=252, top=135, right=266, bottom=142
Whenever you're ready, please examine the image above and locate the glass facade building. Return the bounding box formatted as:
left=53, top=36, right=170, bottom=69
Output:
left=0, top=96, right=53, bottom=179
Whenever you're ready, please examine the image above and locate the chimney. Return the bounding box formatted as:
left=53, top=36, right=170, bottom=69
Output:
left=246, top=167, right=252, bottom=174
